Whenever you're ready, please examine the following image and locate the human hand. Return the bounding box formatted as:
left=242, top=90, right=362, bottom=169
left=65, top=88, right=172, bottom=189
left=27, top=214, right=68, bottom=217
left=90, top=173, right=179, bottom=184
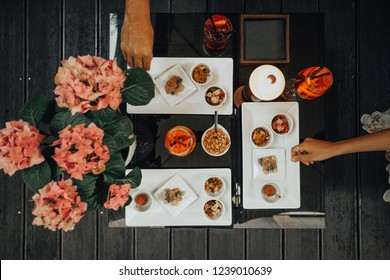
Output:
left=291, top=137, right=336, bottom=166
left=120, top=15, right=154, bottom=70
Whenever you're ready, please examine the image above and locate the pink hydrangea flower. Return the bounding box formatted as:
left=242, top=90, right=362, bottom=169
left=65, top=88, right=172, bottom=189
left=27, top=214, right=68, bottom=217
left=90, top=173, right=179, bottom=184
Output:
left=0, top=120, right=45, bottom=175
left=32, top=179, right=87, bottom=232
left=54, top=55, right=126, bottom=115
left=52, top=123, right=110, bottom=180
left=104, top=183, right=131, bottom=210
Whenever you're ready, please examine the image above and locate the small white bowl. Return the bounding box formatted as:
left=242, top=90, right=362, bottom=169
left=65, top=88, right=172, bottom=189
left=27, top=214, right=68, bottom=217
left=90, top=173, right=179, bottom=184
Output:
left=201, top=124, right=231, bottom=156
left=190, top=63, right=213, bottom=85
left=203, top=199, right=224, bottom=220
left=204, top=85, right=227, bottom=108
left=251, top=126, right=273, bottom=148
left=270, top=113, right=294, bottom=136
left=132, top=191, right=152, bottom=212
left=204, top=176, right=226, bottom=198
left=260, top=182, right=282, bottom=203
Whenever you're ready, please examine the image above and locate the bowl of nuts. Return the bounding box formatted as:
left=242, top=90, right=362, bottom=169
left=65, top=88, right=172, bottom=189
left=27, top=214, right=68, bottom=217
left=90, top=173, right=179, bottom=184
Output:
left=190, top=63, right=213, bottom=85
left=201, top=124, right=231, bottom=156
left=204, top=176, right=225, bottom=198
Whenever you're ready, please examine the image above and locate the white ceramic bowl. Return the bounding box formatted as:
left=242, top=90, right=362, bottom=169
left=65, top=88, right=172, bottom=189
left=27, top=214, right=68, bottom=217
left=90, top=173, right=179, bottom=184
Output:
left=260, top=182, right=282, bottom=203
left=203, top=199, right=224, bottom=220
left=204, top=176, right=226, bottom=198
left=204, top=85, right=227, bottom=108
left=132, top=191, right=152, bottom=212
left=201, top=124, right=231, bottom=156
left=270, top=113, right=294, bottom=136
left=190, top=63, right=213, bottom=85
left=250, top=126, right=273, bottom=148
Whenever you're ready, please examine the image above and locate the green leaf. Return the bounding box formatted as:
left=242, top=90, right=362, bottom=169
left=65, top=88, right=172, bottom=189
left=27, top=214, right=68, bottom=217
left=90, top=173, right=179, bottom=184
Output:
left=103, top=134, right=119, bottom=155
left=49, top=111, right=91, bottom=134
left=72, top=174, right=98, bottom=200
left=104, top=152, right=125, bottom=179
left=22, top=161, right=52, bottom=193
left=113, top=167, right=142, bottom=188
left=88, top=107, right=121, bottom=134
left=121, top=68, right=155, bottom=106
left=113, top=116, right=135, bottom=150
left=17, top=95, right=48, bottom=127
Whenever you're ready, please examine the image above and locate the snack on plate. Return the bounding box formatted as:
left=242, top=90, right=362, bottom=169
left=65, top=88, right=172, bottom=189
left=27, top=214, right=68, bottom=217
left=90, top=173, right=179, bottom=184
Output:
left=202, top=128, right=230, bottom=155
left=203, top=199, right=223, bottom=219
left=192, top=64, right=211, bottom=84
left=204, top=177, right=223, bottom=194
left=251, top=127, right=271, bottom=147
left=163, top=187, right=185, bottom=206
left=271, top=114, right=290, bottom=134
left=205, top=86, right=226, bottom=106
left=165, top=75, right=184, bottom=95
left=258, top=155, right=278, bottom=174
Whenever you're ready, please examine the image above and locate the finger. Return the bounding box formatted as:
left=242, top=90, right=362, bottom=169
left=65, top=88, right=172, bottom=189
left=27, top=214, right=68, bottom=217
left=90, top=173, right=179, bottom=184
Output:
left=133, top=56, right=143, bottom=69
left=143, top=57, right=152, bottom=71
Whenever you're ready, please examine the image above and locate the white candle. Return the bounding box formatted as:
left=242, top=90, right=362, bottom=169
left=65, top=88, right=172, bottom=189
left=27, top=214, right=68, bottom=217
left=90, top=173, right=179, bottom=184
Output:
left=249, top=65, right=285, bottom=101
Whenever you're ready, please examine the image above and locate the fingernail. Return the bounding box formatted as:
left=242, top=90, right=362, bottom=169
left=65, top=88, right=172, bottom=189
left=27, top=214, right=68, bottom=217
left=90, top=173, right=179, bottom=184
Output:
left=291, top=157, right=296, bottom=162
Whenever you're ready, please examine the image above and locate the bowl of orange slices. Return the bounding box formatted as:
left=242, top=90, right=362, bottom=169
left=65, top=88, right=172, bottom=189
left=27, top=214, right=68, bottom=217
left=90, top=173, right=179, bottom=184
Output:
left=164, top=126, right=196, bottom=157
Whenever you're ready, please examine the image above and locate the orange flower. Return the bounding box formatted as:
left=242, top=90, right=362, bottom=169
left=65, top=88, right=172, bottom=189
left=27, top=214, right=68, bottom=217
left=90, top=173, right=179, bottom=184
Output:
left=0, top=120, right=45, bottom=175
left=52, top=123, right=110, bottom=180
left=104, top=183, right=131, bottom=210
left=54, top=55, right=125, bottom=114
left=32, top=179, right=87, bottom=232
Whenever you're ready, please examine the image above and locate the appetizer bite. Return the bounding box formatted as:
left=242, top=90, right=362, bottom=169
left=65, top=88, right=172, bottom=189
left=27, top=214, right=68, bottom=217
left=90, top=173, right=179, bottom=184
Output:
left=251, top=126, right=272, bottom=148
left=165, top=75, right=184, bottom=95
left=163, top=187, right=185, bottom=206
left=205, top=86, right=226, bottom=107
left=203, top=199, right=223, bottom=219
left=271, top=113, right=292, bottom=135
left=164, top=126, right=196, bottom=157
left=202, top=127, right=230, bottom=156
left=191, top=64, right=212, bottom=85
left=204, top=176, right=224, bottom=197
left=258, top=155, right=278, bottom=174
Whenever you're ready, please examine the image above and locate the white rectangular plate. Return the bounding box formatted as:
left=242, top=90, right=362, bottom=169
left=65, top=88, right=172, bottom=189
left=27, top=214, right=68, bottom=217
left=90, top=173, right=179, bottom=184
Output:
left=125, top=169, right=232, bottom=226
left=126, top=57, right=233, bottom=115
left=242, top=102, right=300, bottom=209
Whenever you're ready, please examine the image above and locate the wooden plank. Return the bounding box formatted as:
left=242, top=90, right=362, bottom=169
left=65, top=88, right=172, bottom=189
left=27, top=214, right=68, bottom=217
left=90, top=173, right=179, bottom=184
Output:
left=97, top=0, right=135, bottom=260
left=209, top=0, right=244, bottom=13
left=246, top=230, right=282, bottom=259
left=0, top=0, right=25, bottom=260
left=172, top=0, right=206, bottom=13
left=244, top=0, right=282, bottom=13
left=358, top=0, right=390, bottom=259
left=209, top=229, right=245, bottom=259
left=285, top=230, right=320, bottom=259
left=135, top=228, right=170, bottom=259
left=171, top=229, right=207, bottom=259
left=321, top=0, right=358, bottom=259
left=282, top=0, right=318, bottom=12
left=151, top=0, right=171, bottom=13
left=61, top=0, right=98, bottom=259
left=24, top=0, right=62, bottom=260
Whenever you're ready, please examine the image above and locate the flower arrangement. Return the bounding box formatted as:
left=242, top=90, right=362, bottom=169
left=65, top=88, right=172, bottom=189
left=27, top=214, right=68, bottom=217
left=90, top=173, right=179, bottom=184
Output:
left=0, top=55, right=155, bottom=231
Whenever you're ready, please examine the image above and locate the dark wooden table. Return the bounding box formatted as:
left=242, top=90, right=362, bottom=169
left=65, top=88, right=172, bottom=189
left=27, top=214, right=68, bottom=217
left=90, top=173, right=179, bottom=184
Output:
left=1, top=0, right=389, bottom=260
left=108, top=12, right=325, bottom=229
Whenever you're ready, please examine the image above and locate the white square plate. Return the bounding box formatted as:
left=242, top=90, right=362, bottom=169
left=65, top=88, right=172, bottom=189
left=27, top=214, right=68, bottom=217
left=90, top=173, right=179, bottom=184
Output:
left=125, top=169, right=232, bottom=226
left=253, top=148, right=285, bottom=180
left=154, top=64, right=196, bottom=107
left=126, top=57, right=233, bottom=115
left=153, top=174, right=197, bottom=216
left=242, top=102, right=300, bottom=209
